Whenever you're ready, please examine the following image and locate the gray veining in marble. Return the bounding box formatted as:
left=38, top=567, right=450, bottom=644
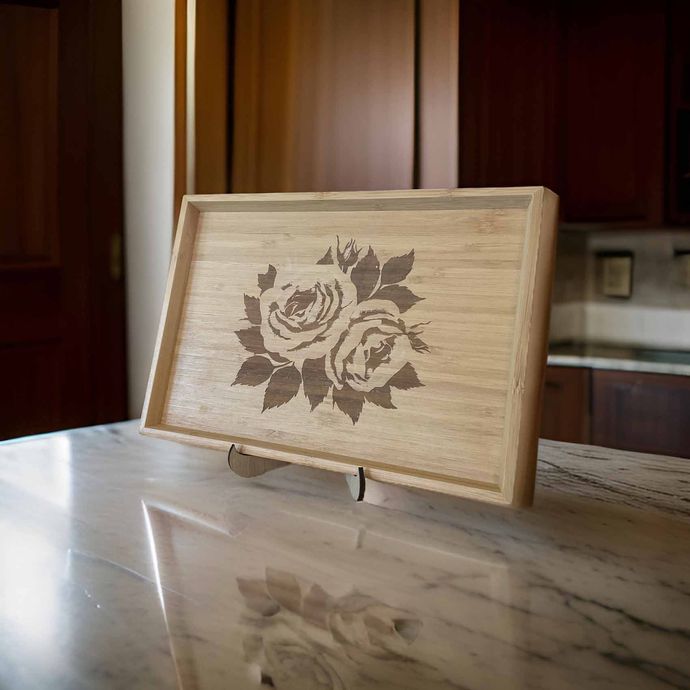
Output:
left=0, top=421, right=688, bottom=689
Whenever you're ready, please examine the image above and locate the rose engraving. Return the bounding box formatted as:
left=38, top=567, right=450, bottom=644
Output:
left=259, top=265, right=357, bottom=362
left=238, top=568, right=426, bottom=690
left=232, top=238, right=430, bottom=424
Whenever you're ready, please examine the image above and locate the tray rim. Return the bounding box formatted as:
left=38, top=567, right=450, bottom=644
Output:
left=140, top=187, right=558, bottom=506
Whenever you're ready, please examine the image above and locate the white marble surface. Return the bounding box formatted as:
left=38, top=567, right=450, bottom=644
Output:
left=0, top=421, right=688, bottom=689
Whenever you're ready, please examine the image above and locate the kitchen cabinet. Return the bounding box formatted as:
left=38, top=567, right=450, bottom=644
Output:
left=202, top=0, right=674, bottom=224
left=459, top=0, right=666, bottom=225
left=540, top=366, right=590, bottom=444
left=457, top=0, right=559, bottom=191
left=559, top=1, right=666, bottom=225
left=667, top=0, right=690, bottom=224
left=591, top=370, right=690, bottom=459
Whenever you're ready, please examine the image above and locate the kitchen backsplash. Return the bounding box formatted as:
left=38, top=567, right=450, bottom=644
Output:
left=550, top=230, right=690, bottom=350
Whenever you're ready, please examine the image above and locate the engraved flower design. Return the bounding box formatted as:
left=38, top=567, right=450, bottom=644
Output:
left=232, top=238, right=430, bottom=424
left=259, top=264, right=357, bottom=362
left=237, top=568, right=423, bottom=690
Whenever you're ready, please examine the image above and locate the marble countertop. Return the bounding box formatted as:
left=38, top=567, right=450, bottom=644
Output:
left=548, top=342, right=690, bottom=376
left=0, top=421, right=688, bottom=690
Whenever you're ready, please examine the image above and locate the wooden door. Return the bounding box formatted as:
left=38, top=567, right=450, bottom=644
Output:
left=0, top=0, right=127, bottom=440
left=592, top=370, right=690, bottom=458
left=231, top=0, right=416, bottom=193
left=540, top=366, right=590, bottom=444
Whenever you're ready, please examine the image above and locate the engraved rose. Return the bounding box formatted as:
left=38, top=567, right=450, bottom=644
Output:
left=232, top=238, right=430, bottom=423
left=259, top=265, right=357, bottom=362
left=237, top=569, right=424, bottom=690
left=326, top=301, right=425, bottom=393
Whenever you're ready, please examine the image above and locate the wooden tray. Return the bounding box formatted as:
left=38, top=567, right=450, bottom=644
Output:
left=141, top=188, right=558, bottom=506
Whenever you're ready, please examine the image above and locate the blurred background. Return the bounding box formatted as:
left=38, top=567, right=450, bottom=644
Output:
left=1, top=0, right=689, bottom=456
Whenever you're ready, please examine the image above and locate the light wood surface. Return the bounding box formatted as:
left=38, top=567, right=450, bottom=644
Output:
left=141, top=188, right=558, bottom=505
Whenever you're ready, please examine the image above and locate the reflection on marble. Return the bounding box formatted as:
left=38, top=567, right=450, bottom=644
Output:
left=0, top=421, right=689, bottom=689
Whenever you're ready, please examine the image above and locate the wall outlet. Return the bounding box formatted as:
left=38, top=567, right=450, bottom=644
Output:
left=598, top=252, right=633, bottom=298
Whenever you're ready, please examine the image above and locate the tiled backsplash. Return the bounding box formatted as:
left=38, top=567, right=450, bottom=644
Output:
left=550, top=230, right=690, bottom=349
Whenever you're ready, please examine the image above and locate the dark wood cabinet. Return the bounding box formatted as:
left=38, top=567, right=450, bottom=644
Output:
left=591, top=370, right=690, bottom=459
left=457, top=0, right=559, bottom=191
left=667, top=0, right=690, bottom=224
left=540, top=366, right=590, bottom=443
left=559, top=1, right=666, bottom=225
left=217, top=1, right=678, bottom=223
left=459, top=0, right=668, bottom=226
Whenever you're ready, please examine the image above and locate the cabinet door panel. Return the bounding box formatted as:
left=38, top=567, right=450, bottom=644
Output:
left=540, top=366, right=590, bottom=443
left=458, top=0, right=559, bottom=190
left=592, top=371, right=690, bottom=458
left=561, top=0, right=665, bottom=224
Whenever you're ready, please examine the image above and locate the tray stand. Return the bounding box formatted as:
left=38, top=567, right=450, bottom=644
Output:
left=228, top=445, right=366, bottom=502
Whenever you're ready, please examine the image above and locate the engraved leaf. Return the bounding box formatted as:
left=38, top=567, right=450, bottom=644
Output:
left=237, top=578, right=280, bottom=617
left=257, top=264, right=276, bottom=293
left=316, top=246, right=334, bottom=265
left=302, top=356, right=331, bottom=410
left=365, top=384, right=396, bottom=409
left=332, top=384, right=364, bottom=424
left=351, top=246, right=380, bottom=303
left=235, top=326, right=266, bottom=354
left=232, top=356, right=274, bottom=386
left=303, top=584, right=333, bottom=629
left=380, top=250, right=414, bottom=285
left=373, top=284, right=423, bottom=313
left=266, top=567, right=302, bottom=614
left=409, top=334, right=430, bottom=353
left=388, top=362, right=423, bottom=390
left=263, top=365, right=301, bottom=411
left=244, top=294, right=261, bottom=324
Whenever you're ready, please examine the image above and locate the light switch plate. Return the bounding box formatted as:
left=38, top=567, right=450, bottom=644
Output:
left=599, top=252, right=633, bottom=298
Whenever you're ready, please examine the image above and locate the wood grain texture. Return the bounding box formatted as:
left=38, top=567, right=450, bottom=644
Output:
left=592, top=370, right=690, bottom=459
left=194, top=0, right=228, bottom=194
left=560, top=0, right=665, bottom=225
left=417, top=0, right=459, bottom=188
left=141, top=188, right=558, bottom=506
left=231, top=0, right=415, bottom=193
left=0, top=4, right=58, bottom=265
left=0, top=0, right=127, bottom=439
left=457, top=0, right=559, bottom=192
left=541, top=366, right=590, bottom=444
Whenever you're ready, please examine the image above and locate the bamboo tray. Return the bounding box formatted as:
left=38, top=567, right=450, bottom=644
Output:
left=141, top=188, right=558, bottom=506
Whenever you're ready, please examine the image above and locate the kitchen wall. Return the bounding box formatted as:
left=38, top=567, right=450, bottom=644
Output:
left=122, top=0, right=175, bottom=416
left=550, top=231, right=690, bottom=349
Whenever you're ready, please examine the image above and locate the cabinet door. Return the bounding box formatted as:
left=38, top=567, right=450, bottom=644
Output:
left=560, top=1, right=665, bottom=225
left=592, top=371, right=690, bottom=458
left=540, top=366, right=590, bottom=444
left=458, top=0, right=559, bottom=190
